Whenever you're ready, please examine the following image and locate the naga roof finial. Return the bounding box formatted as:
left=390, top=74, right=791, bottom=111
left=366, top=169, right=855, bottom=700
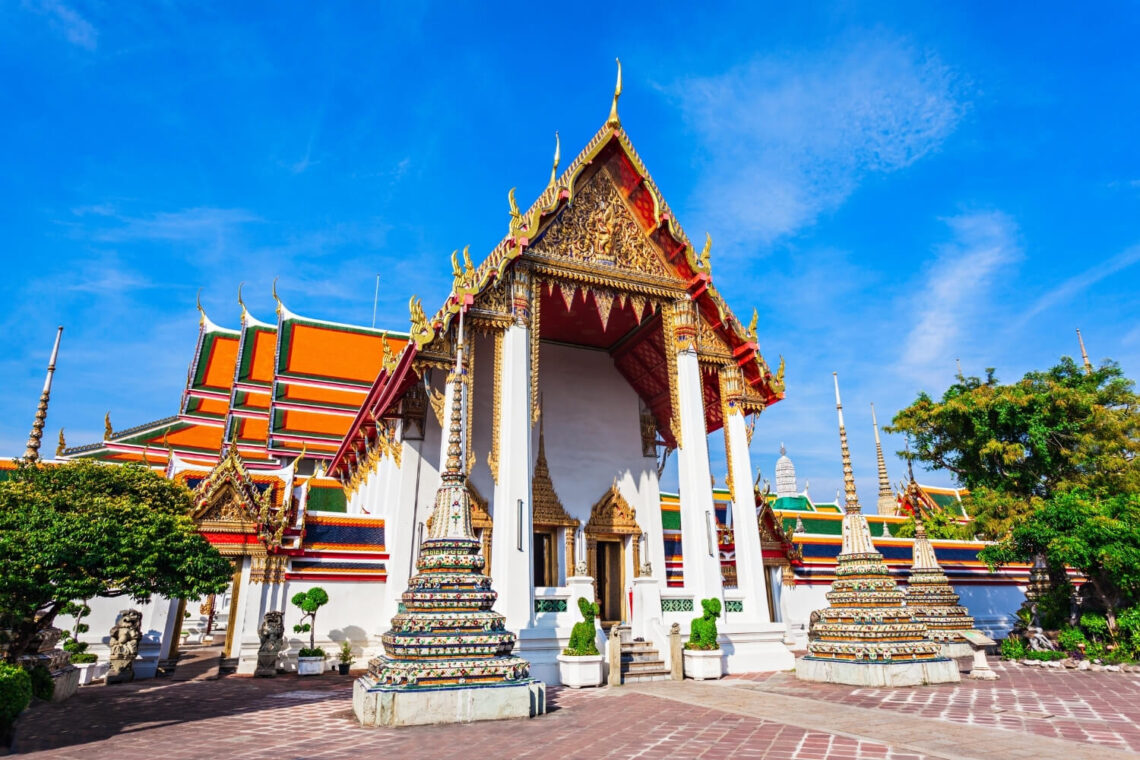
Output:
left=237, top=282, right=247, bottom=319
left=272, top=277, right=282, bottom=317
left=508, top=187, right=521, bottom=233
left=606, top=58, right=622, bottom=129
left=56, top=428, right=66, bottom=458
left=547, top=131, right=561, bottom=189
left=104, top=411, right=113, bottom=440
left=196, top=288, right=205, bottom=326
left=698, top=233, right=712, bottom=271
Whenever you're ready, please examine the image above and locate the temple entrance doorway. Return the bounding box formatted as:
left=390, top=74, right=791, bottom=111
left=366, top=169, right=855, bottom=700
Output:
left=595, top=539, right=624, bottom=625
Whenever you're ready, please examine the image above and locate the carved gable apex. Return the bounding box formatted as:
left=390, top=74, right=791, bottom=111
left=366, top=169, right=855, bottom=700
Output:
left=192, top=442, right=273, bottom=527
left=586, top=482, right=641, bottom=536
left=528, top=168, right=671, bottom=280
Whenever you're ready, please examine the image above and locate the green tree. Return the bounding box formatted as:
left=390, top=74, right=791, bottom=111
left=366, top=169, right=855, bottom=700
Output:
left=980, top=490, right=1140, bottom=635
left=0, top=460, right=232, bottom=663
left=892, top=510, right=974, bottom=540
left=888, top=357, right=1140, bottom=538
left=291, top=587, right=329, bottom=654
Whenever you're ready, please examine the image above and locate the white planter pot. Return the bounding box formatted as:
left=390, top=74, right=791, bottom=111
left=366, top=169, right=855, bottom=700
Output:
left=683, top=648, right=723, bottom=680
left=76, top=661, right=109, bottom=686
left=556, top=654, right=605, bottom=688
left=297, top=656, right=326, bottom=676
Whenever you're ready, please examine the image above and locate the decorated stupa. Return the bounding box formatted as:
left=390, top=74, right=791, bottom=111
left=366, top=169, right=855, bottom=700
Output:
left=353, top=310, right=544, bottom=727
left=795, top=373, right=959, bottom=686
left=901, top=474, right=976, bottom=659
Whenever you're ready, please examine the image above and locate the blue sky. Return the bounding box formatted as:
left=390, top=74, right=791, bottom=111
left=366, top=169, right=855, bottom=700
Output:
left=2, top=2, right=1138, bottom=507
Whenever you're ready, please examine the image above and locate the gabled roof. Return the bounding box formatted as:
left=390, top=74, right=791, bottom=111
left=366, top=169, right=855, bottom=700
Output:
left=331, top=97, right=784, bottom=478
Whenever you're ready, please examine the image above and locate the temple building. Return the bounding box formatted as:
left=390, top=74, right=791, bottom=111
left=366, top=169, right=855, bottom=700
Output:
left=25, top=69, right=1035, bottom=682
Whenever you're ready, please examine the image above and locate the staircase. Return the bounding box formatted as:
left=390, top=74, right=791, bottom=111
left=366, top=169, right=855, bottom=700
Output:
left=620, top=638, right=671, bottom=683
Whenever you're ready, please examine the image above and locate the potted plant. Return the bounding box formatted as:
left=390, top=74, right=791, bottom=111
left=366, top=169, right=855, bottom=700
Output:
left=61, top=601, right=107, bottom=686
left=556, top=598, right=604, bottom=687
left=337, top=640, right=355, bottom=675
left=683, top=598, right=723, bottom=680
left=292, top=587, right=330, bottom=676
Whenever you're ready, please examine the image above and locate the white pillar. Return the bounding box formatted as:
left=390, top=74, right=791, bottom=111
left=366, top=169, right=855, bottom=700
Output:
left=491, top=320, right=534, bottom=632
left=725, top=400, right=772, bottom=623
left=674, top=344, right=724, bottom=605
left=379, top=421, right=426, bottom=628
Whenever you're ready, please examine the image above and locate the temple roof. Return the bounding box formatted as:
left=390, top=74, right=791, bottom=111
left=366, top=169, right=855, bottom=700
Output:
left=62, top=295, right=405, bottom=469
left=331, top=91, right=784, bottom=478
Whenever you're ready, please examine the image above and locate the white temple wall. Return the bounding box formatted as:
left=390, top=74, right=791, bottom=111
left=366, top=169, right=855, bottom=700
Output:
left=537, top=342, right=658, bottom=554
left=56, top=594, right=180, bottom=679
left=467, top=331, right=495, bottom=509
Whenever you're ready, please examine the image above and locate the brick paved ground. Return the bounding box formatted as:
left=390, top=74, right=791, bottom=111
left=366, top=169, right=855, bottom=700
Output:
left=8, top=657, right=1135, bottom=759
left=729, top=658, right=1140, bottom=752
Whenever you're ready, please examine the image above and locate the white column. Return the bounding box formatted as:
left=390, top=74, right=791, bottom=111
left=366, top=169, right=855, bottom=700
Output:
left=491, top=321, right=534, bottom=632
left=725, top=403, right=772, bottom=623
left=379, top=420, right=426, bottom=628
left=674, top=347, right=724, bottom=605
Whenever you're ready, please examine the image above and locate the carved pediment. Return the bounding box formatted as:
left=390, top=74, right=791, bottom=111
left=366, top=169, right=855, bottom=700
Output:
left=192, top=442, right=288, bottom=550
left=529, top=169, right=671, bottom=280
left=586, top=482, right=641, bottom=537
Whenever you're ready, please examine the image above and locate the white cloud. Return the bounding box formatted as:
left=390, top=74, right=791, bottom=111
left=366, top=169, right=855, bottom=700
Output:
left=28, top=0, right=97, bottom=50
left=670, top=35, right=966, bottom=249
left=901, top=211, right=1021, bottom=378
left=1018, top=244, right=1140, bottom=325
left=93, top=207, right=261, bottom=243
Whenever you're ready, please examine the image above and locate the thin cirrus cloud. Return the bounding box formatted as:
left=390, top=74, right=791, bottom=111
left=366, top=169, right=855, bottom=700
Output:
left=1016, top=243, right=1140, bottom=327
left=901, top=210, right=1022, bottom=382
left=26, top=0, right=97, bottom=50
left=670, top=35, right=968, bottom=251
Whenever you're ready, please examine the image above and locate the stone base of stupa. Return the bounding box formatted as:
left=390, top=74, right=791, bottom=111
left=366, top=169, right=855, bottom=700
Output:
left=939, top=640, right=975, bottom=660
left=353, top=676, right=546, bottom=727
left=795, top=656, right=960, bottom=687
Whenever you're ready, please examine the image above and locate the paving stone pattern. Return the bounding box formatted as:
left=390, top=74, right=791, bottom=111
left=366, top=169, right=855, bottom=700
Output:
left=729, top=658, right=1140, bottom=752
left=10, top=657, right=1136, bottom=759
left=14, top=675, right=923, bottom=760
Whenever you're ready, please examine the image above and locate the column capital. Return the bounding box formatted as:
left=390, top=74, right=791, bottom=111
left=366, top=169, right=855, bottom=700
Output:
left=510, top=267, right=532, bottom=327
left=671, top=299, right=698, bottom=354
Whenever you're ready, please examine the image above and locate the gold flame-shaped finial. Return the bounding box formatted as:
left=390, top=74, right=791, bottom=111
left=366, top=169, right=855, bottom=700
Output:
left=833, top=373, right=859, bottom=514
left=272, top=277, right=282, bottom=317
left=547, top=131, right=561, bottom=189
left=104, top=411, right=113, bottom=440
left=1077, top=328, right=1093, bottom=374
left=606, top=58, right=622, bottom=128
left=55, top=428, right=66, bottom=458
left=292, top=440, right=307, bottom=469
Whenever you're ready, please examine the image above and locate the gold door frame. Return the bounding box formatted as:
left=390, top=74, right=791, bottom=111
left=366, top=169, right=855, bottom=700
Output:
left=584, top=483, right=643, bottom=623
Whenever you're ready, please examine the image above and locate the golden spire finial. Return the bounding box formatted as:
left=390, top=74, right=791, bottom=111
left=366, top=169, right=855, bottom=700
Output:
left=833, top=373, right=859, bottom=514
left=24, top=326, right=63, bottom=463
left=1077, top=328, right=1093, bottom=374
left=237, top=282, right=247, bottom=319
left=55, top=428, right=66, bottom=458
left=104, top=411, right=113, bottom=440
left=606, top=58, right=622, bottom=129
left=444, top=307, right=468, bottom=477
left=871, top=403, right=895, bottom=514
left=196, top=288, right=205, bottom=326
left=547, top=131, right=561, bottom=189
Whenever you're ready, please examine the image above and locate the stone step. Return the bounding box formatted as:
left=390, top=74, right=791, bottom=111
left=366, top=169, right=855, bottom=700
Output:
left=622, top=671, right=672, bottom=683
left=622, top=652, right=664, bottom=663
left=622, top=660, right=670, bottom=675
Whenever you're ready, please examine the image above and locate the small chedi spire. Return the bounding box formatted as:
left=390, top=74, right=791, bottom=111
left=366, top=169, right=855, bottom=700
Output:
left=24, top=326, right=63, bottom=463
left=796, top=373, right=958, bottom=686
left=356, top=307, right=538, bottom=726
left=606, top=58, right=622, bottom=128
left=774, top=442, right=798, bottom=497
left=903, top=476, right=977, bottom=659
left=871, top=403, right=896, bottom=516
left=1077, top=328, right=1093, bottom=374
left=55, top=428, right=66, bottom=458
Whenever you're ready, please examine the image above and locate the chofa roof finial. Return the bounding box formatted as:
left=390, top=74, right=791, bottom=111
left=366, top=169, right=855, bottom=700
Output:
left=547, top=131, right=561, bottom=190
left=606, top=58, right=622, bottom=129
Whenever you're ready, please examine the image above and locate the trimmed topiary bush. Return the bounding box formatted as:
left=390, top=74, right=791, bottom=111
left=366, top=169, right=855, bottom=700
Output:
left=685, top=598, right=721, bottom=651
left=999, top=637, right=1026, bottom=660
left=563, top=598, right=600, bottom=656
left=291, top=587, right=330, bottom=653
left=0, top=663, right=32, bottom=739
